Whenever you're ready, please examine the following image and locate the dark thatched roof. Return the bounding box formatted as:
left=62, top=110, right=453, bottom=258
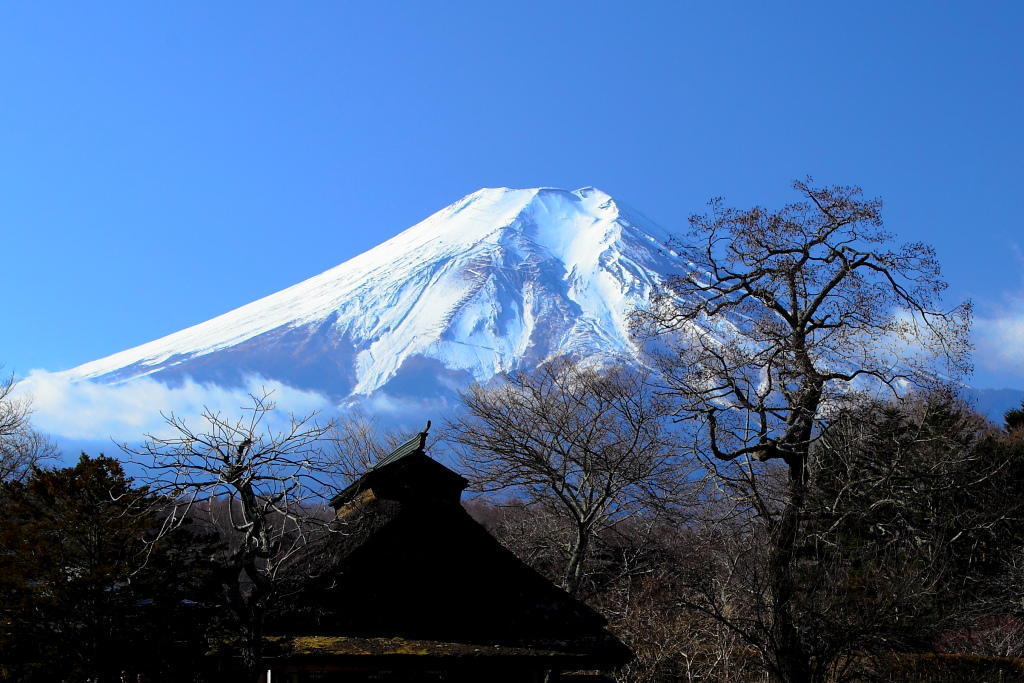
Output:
left=270, top=432, right=631, bottom=669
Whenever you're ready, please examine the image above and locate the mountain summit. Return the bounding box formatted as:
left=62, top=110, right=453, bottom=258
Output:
left=64, top=187, right=684, bottom=400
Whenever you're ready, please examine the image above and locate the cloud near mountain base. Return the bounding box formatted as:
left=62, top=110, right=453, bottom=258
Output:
left=16, top=371, right=338, bottom=442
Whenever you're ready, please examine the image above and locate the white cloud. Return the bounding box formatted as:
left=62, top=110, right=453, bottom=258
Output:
left=974, top=297, right=1024, bottom=375
left=359, top=390, right=454, bottom=416
left=15, top=371, right=338, bottom=442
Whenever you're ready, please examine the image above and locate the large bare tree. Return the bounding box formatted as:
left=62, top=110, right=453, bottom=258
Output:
left=631, top=180, right=972, bottom=682
left=123, top=391, right=338, bottom=679
left=447, top=357, right=686, bottom=596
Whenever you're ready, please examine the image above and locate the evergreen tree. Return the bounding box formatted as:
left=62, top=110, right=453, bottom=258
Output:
left=0, top=455, right=221, bottom=682
left=798, top=392, right=1017, bottom=666
left=1004, top=401, right=1024, bottom=433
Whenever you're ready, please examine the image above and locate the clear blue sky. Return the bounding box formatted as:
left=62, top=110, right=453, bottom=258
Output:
left=3, top=2, right=1023, bottom=389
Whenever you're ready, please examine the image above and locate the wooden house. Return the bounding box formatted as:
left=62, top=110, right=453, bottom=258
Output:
left=261, top=425, right=632, bottom=682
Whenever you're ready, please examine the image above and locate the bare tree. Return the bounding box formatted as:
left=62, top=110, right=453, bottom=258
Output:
left=602, top=528, right=762, bottom=683
left=446, top=357, right=686, bottom=596
left=326, top=411, right=407, bottom=485
left=631, top=180, right=972, bottom=682
left=0, top=371, right=57, bottom=482
left=122, top=390, right=338, bottom=679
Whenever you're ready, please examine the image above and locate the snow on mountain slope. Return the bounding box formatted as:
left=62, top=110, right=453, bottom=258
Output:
left=63, top=187, right=685, bottom=399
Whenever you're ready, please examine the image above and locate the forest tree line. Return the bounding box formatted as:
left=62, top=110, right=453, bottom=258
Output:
left=2, top=181, right=1020, bottom=682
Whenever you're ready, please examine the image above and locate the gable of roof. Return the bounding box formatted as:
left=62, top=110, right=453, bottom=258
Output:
left=330, top=422, right=467, bottom=509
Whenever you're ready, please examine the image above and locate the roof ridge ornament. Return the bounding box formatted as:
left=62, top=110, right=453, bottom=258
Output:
left=419, top=420, right=431, bottom=450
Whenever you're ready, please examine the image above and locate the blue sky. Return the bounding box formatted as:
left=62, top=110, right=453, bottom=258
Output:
left=3, top=2, right=1024, bottom=391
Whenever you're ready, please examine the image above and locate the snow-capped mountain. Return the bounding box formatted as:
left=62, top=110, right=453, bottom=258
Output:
left=63, top=187, right=684, bottom=401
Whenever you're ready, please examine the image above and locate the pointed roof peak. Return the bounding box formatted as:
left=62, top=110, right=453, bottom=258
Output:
left=368, top=420, right=430, bottom=472
left=329, top=420, right=466, bottom=510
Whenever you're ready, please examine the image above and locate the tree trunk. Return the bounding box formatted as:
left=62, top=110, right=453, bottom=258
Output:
left=222, top=563, right=268, bottom=683
left=563, top=524, right=591, bottom=596
left=762, top=371, right=827, bottom=682
left=767, top=455, right=812, bottom=683
left=240, top=616, right=265, bottom=683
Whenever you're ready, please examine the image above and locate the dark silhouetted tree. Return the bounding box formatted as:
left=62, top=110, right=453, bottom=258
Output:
left=0, top=454, right=220, bottom=682
left=1004, top=401, right=1024, bottom=433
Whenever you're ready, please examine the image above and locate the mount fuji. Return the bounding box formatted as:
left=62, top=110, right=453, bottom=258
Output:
left=61, top=187, right=685, bottom=406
